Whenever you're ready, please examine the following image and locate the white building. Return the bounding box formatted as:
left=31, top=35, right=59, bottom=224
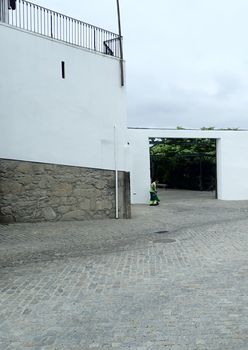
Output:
left=0, top=0, right=130, bottom=223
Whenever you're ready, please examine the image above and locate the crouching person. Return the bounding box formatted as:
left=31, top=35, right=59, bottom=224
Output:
left=149, top=179, right=160, bottom=206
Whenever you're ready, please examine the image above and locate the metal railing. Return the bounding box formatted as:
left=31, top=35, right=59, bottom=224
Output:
left=0, top=0, right=122, bottom=58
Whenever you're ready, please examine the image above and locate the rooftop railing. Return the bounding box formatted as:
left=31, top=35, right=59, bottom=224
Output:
left=0, top=0, right=122, bottom=58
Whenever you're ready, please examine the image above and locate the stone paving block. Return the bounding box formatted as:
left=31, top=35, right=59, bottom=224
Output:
left=1, top=190, right=248, bottom=348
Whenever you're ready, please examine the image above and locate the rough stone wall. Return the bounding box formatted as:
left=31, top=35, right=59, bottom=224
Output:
left=0, top=159, right=131, bottom=223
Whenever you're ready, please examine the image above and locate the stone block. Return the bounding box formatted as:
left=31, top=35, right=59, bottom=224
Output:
left=57, top=206, right=70, bottom=214
left=42, top=207, right=57, bottom=221
left=103, top=200, right=113, bottom=210
left=30, top=190, right=48, bottom=198
left=17, top=175, right=33, bottom=186
left=62, top=210, right=86, bottom=220
left=0, top=214, right=15, bottom=223
left=0, top=182, right=24, bottom=195
left=95, top=181, right=106, bottom=190
left=95, top=200, right=103, bottom=210
left=73, top=188, right=86, bottom=197
left=53, top=184, right=73, bottom=197
left=38, top=177, right=55, bottom=189
left=79, top=199, right=91, bottom=210
left=16, top=162, right=32, bottom=174
left=0, top=206, right=12, bottom=215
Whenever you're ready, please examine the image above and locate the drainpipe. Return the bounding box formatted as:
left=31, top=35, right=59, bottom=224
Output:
left=114, top=125, right=119, bottom=219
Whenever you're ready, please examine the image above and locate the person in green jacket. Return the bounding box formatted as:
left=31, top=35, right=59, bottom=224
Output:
left=149, top=179, right=160, bottom=206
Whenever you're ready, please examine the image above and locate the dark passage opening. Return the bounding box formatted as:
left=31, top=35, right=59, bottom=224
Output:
left=150, top=138, right=217, bottom=195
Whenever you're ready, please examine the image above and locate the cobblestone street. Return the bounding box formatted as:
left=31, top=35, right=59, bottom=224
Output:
left=1, top=190, right=248, bottom=349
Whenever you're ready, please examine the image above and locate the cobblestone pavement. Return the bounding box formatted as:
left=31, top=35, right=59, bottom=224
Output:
left=1, top=190, right=248, bottom=349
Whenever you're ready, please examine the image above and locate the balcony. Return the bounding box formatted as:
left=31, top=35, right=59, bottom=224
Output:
left=0, top=0, right=122, bottom=58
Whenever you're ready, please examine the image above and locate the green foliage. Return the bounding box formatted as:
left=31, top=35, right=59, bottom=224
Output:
left=201, top=126, right=215, bottom=130
left=150, top=138, right=216, bottom=191
left=219, top=127, right=239, bottom=131
left=150, top=138, right=216, bottom=156
left=176, top=126, right=185, bottom=130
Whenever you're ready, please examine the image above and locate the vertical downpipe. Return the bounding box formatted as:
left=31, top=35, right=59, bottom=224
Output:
left=114, top=125, right=119, bottom=219
left=215, top=138, right=218, bottom=199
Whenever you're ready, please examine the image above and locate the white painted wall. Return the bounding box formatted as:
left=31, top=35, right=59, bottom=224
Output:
left=128, top=128, right=248, bottom=203
left=0, top=23, right=128, bottom=171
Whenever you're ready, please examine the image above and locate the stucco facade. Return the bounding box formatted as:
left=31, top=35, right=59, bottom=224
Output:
left=0, top=23, right=128, bottom=171
left=128, top=128, right=248, bottom=203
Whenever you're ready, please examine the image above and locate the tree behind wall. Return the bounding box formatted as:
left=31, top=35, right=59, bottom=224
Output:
left=150, top=138, right=216, bottom=191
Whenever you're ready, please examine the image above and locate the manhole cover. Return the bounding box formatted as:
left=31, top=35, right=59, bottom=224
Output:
left=152, top=238, right=176, bottom=244
left=154, top=230, right=169, bottom=234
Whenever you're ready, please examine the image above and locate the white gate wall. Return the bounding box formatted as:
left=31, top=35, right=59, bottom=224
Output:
left=128, top=128, right=248, bottom=203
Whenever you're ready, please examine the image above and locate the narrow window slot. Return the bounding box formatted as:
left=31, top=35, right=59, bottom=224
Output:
left=61, top=61, right=65, bottom=79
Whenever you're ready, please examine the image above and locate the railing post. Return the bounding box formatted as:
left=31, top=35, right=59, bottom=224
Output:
left=50, top=13, right=53, bottom=38
left=0, top=0, right=9, bottom=24
left=94, top=28, right=96, bottom=51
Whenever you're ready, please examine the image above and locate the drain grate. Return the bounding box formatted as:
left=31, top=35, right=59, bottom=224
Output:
left=154, top=230, right=169, bottom=234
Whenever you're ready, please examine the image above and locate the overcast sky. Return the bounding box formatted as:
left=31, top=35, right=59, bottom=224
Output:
left=35, top=0, right=248, bottom=129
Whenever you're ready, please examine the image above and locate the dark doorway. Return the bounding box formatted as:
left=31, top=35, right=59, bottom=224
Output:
left=150, top=138, right=217, bottom=195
